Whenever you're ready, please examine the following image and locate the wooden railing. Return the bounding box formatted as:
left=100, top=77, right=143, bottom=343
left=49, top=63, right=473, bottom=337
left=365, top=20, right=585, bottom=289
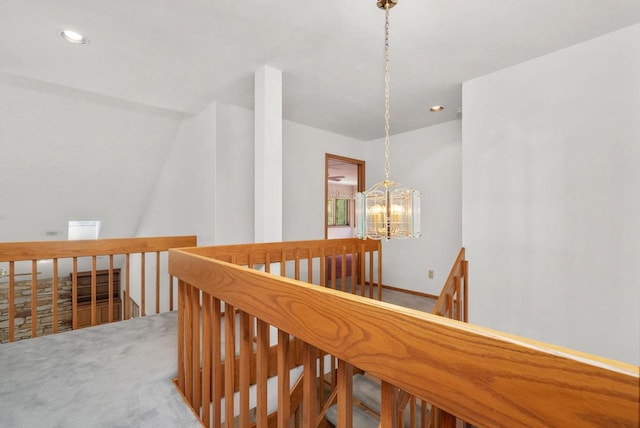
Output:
left=0, top=235, right=196, bottom=342
left=170, top=239, right=639, bottom=428
left=432, top=247, right=467, bottom=322
left=182, top=238, right=383, bottom=299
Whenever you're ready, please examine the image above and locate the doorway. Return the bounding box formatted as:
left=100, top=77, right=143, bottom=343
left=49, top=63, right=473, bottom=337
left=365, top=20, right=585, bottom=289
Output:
left=325, top=154, right=365, bottom=239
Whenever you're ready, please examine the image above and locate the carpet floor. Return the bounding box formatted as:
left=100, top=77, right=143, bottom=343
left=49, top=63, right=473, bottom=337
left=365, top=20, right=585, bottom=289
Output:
left=0, top=312, right=201, bottom=428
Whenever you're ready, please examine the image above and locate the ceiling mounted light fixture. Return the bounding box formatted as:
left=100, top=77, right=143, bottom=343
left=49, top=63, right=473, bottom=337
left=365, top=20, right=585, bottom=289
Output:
left=356, top=0, right=421, bottom=241
left=59, top=29, right=89, bottom=45
left=430, top=105, right=444, bottom=112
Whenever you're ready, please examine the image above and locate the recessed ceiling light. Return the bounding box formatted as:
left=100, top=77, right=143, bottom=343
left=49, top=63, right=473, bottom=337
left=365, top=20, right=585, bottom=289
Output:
left=430, top=105, right=444, bottom=112
left=59, top=29, right=89, bottom=45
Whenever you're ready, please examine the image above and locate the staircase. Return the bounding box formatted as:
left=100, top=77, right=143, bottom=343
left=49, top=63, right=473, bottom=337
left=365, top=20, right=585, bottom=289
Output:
left=325, top=373, right=425, bottom=427
left=326, top=248, right=468, bottom=428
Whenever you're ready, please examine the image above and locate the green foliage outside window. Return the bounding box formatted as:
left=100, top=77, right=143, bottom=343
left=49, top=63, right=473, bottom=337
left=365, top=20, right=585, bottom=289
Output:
left=327, top=198, right=349, bottom=226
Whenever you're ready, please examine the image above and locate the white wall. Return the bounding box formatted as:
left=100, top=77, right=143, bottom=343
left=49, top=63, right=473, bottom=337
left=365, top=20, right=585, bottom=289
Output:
left=283, top=121, right=364, bottom=241
left=136, top=102, right=217, bottom=243
left=462, top=24, right=640, bottom=364
left=215, top=103, right=255, bottom=244
left=0, top=72, right=183, bottom=242
left=366, top=120, right=462, bottom=295
left=133, top=101, right=217, bottom=314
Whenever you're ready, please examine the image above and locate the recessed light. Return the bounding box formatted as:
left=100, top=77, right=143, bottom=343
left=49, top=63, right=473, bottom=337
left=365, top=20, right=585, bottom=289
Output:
left=430, top=105, right=444, bottom=112
left=59, top=29, right=89, bottom=45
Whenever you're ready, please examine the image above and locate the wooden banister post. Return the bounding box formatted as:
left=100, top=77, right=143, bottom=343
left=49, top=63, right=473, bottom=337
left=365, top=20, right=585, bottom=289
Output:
left=380, top=381, right=398, bottom=428
left=337, top=360, right=353, bottom=428
left=303, top=343, right=319, bottom=427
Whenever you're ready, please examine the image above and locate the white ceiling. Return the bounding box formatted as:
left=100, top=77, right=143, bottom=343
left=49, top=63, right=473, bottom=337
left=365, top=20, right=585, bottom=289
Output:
left=2, top=0, right=640, bottom=141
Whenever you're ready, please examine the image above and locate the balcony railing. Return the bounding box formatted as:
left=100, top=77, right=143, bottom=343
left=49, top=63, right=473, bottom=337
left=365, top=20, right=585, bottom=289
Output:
left=0, top=235, right=196, bottom=342
left=170, top=238, right=639, bottom=427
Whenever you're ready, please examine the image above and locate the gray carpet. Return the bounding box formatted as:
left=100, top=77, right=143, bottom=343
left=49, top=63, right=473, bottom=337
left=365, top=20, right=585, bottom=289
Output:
left=0, top=312, right=201, bottom=428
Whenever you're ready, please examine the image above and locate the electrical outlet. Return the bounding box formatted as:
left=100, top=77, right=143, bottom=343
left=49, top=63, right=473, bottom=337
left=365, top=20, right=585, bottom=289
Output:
left=428, top=270, right=434, bottom=279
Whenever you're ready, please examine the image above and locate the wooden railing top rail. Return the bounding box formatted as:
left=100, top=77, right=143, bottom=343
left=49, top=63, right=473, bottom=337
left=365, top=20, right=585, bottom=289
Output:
left=177, top=238, right=380, bottom=265
left=170, top=248, right=639, bottom=428
left=0, top=236, right=197, bottom=261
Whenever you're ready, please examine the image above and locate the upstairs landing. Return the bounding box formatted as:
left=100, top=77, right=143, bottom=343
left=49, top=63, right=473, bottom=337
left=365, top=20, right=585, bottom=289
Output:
left=0, top=312, right=201, bottom=428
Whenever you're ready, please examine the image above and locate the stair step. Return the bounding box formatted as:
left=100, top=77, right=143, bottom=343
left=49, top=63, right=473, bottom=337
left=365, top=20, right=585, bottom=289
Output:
left=325, top=404, right=379, bottom=428
left=352, top=373, right=425, bottom=428
left=353, top=373, right=383, bottom=414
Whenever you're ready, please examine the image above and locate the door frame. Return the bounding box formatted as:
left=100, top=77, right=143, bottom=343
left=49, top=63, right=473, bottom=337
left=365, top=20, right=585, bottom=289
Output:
left=325, top=153, right=366, bottom=239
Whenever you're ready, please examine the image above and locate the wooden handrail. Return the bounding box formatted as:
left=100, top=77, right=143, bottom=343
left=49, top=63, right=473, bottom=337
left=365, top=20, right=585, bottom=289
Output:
left=0, top=235, right=197, bottom=261
left=170, top=244, right=639, bottom=427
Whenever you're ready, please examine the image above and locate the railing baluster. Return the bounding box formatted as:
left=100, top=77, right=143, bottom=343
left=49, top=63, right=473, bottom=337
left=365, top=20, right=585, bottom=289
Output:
left=190, top=284, right=201, bottom=412
left=380, top=381, right=397, bottom=428
left=454, top=276, right=461, bottom=321
left=31, top=260, right=37, bottom=338
left=184, top=283, right=193, bottom=403
left=8, top=261, right=15, bottom=342
left=140, top=252, right=146, bottom=317
left=202, top=293, right=212, bottom=427
left=177, top=279, right=186, bottom=393
left=308, top=248, right=313, bottom=284
left=303, top=343, right=318, bottom=427
left=331, top=248, right=337, bottom=290
left=72, top=257, right=78, bottom=330
left=125, top=254, right=130, bottom=320
left=52, top=258, right=58, bottom=333
left=155, top=251, right=160, bottom=314
left=108, top=255, right=114, bottom=323
left=341, top=247, right=348, bottom=293
left=91, top=256, right=97, bottom=327
left=256, top=319, right=269, bottom=428
left=212, top=298, right=222, bottom=428
left=319, top=350, right=326, bottom=409
left=359, top=246, right=366, bottom=297
left=369, top=250, right=375, bottom=299
left=169, top=274, right=174, bottom=312
left=281, top=251, right=286, bottom=277
left=408, top=396, right=416, bottom=428
left=239, top=310, right=251, bottom=427
left=337, top=360, right=353, bottom=428
left=277, top=328, right=291, bottom=427
left=320, top=247, right=326, bottom=287
left=225, top=304, right=236, bottom=428
left=377, top=243, right=383, bottom=300
left=463, top=259, right=469, bottom=322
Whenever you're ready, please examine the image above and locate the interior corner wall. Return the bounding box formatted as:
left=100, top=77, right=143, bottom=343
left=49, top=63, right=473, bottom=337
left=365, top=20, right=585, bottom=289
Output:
left=135, top=102, right=217, bottom=243
left=282, top=121, right=365, bottom=241
left=133, top=101, right=217, bottom=314
left=462, top=24, right=640, bottom=364
left=365, top=120, right=462, bottom=295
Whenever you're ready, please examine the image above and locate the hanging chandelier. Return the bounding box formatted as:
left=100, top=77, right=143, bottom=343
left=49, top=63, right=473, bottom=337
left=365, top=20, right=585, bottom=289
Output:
left=356, top=0, right=421, bottom=240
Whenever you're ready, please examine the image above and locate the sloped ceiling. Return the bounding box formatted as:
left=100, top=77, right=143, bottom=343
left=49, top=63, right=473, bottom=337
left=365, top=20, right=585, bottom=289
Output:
left=1, top=1, right=640, bottom=243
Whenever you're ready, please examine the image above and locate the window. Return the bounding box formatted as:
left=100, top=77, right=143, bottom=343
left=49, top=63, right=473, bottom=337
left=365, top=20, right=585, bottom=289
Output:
left=327, top=198, right=350, bottom=226
left=68, top=220, right=101, bottom=240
